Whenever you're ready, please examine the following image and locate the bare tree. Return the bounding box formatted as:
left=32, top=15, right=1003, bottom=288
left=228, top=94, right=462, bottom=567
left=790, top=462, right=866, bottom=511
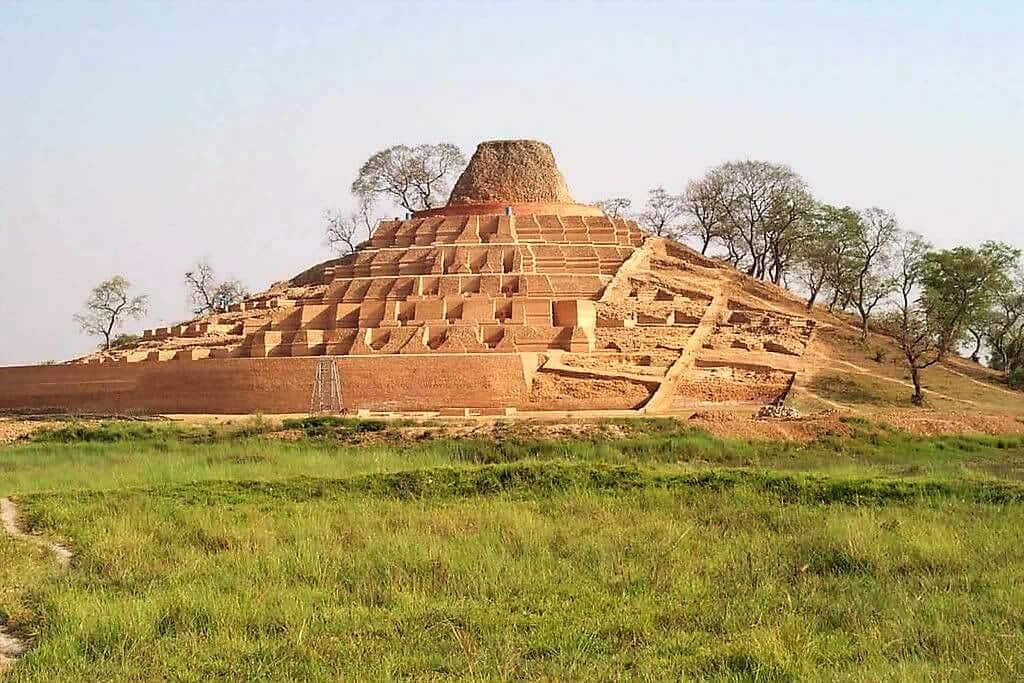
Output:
left=351, top=143, right=466, bottom=213
left=185, top=261, right=248, bottom=315
left=594, top=197, right=632, bottom=219
left=681, top=170, right=728, bottom=255
left=882, top=232, right=944, bottom=405
left=74, top=275, right=149, bottom=350
left=850, top=208, right=899, bottom=338
left=714, top=161, right=813, bottom=284
left=325, top=202, right=377, bottom=256
left=638, top=187, right=685, bottom=237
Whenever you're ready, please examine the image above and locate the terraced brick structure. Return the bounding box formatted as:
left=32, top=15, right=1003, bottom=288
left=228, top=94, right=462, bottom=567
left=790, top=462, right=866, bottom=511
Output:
left=0, top=139, right=818, bottom=415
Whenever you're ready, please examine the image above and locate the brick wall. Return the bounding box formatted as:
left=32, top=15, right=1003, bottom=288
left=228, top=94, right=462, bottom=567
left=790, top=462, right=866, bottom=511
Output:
left=0, top=355, right=530, bottom=414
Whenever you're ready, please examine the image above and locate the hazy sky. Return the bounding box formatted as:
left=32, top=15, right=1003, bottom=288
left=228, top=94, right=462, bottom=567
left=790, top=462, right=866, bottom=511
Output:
left=2, top=1, right=1021, bottom=365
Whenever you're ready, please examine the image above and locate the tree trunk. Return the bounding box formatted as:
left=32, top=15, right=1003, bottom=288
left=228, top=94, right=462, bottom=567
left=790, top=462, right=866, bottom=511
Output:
left=805, top=287, right=819, bottom=311
left=104, top=318, right=115, bottom=350
left=910, top=365, right=924, bottom=406
left=969, top=330, right=983, bottom=364
left=827, top=288, right=841, bottom=313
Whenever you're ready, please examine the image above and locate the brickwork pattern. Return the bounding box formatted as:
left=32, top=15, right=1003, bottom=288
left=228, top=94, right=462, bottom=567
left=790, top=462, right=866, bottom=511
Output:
left=0, top=139, right=821, bottom=415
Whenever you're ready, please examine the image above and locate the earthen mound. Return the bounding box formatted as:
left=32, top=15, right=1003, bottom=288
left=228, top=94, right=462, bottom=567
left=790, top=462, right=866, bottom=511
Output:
left=2, top=138, right=867, bottom=417
left=448, top=140, right=575, bottom=205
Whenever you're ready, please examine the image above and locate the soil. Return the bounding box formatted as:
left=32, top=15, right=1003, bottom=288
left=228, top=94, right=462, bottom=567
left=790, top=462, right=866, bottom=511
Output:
left=0, top=419, right=54, bottom=446
left=0, top=630, right=26, bottom=672
left=529, top=373, right=653, bottom=410
left=687, top=411, right=855, bottom=442
left=873, top=409, right=1024, bottom=437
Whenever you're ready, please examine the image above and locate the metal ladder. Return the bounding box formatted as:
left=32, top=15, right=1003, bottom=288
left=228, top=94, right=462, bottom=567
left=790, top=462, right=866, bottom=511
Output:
left=309, top=357, right=342, bottom=414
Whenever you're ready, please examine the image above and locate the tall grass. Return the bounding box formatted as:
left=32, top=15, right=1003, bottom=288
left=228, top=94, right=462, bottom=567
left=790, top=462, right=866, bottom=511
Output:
left=5, top=481, right=1024, bottom=680
left=4, top=418, right=1023, bottom=497
left=3, top=419, right=1024, bottom=679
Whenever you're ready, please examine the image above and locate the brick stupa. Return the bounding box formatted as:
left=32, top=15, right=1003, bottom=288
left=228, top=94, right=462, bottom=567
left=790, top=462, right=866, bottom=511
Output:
left=0, top=140, right=817, bottom=415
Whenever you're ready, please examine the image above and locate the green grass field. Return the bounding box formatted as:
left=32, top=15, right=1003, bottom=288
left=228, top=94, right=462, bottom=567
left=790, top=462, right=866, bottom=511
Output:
left=3, top=417, right=1024, bottom=680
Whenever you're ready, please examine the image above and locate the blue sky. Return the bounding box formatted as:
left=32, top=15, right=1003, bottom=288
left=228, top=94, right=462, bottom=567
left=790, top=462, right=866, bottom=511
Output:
left=2, top=1, right=1022, bottom=364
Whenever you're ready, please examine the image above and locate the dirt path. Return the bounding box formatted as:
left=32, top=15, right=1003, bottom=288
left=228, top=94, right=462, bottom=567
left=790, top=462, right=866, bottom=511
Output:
left=942, top=365, right=1020, bottom=398
left=834, top=359, right=975, bottom=405
left=0, top=631, right=26, bottom=673
left=823, top=318, right=1016, bottom=403
left=795, top=387, right=862, bottom=414
left=0, top=497, right=72, bottom=673
left=1, top=499, right=72, bottom=568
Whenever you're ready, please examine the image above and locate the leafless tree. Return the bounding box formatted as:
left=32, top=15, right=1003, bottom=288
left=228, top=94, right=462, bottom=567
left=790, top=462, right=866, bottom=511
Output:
left=881, top=232, right=943, bottom=404
left=325, top=202, right=377, bottom=256
left=185, top=261, right=248, bottom=315
left=714, top=161, right=813, bottom=284
left=74, top=275, right=149, bottom=350
left=351, top=143, right=465, bottom=213
left=850, top=208, right=899, bottom=338
left=681, top=169, right=729, bottom=254
left=594, top=197, right=632, bottom=219
left=638, top=187, right=685, bottom=237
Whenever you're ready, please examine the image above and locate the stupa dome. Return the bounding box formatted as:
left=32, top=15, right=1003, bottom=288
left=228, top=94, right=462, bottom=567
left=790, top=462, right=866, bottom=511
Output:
left=448, top=139, right=575, bottom=205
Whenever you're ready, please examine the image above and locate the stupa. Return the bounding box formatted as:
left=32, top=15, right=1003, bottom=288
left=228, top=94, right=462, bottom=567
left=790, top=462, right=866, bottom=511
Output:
left=0, top=140, right=817, bottom=415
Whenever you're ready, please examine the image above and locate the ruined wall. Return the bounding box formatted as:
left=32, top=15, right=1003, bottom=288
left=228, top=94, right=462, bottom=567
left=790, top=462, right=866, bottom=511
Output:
left=0, top=355, right=530, bottom=415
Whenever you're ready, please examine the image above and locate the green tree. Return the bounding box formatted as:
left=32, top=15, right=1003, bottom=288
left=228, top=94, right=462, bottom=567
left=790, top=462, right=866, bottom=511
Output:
left=110, top=333, right=142, bottom=350
left=74, top=276, right=149, bottom=351
left=919, top=241, right=1019, bottom=358
left=792, top=204, right=861, bottom=310
left=982, top=279, right=1024, bottom=375
left=886, top=240, right=1021, bottom=404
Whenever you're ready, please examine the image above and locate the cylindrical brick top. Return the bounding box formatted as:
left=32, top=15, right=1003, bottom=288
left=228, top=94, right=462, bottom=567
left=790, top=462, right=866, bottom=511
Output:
left=413, top=201, right=604, bottom=218
left=446, top=140, right=577, bottom=206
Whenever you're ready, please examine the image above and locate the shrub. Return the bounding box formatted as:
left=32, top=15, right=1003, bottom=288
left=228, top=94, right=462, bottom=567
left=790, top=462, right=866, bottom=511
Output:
left=109, top=333, right=142, bottom=350
left=32, top=421, right=172, bottom=443
left=281, top=415, right=389, bottom=439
